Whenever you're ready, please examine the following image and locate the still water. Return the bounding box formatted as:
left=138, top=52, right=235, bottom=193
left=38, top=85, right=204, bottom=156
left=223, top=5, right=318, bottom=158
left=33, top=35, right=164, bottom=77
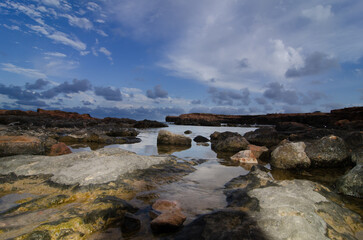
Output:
left=108, top=124, right=257, bottom=223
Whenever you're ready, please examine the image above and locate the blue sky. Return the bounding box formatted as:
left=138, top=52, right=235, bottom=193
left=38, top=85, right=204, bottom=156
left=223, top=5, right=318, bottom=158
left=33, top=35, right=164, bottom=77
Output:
left=0, top=0, right=362, bottom=120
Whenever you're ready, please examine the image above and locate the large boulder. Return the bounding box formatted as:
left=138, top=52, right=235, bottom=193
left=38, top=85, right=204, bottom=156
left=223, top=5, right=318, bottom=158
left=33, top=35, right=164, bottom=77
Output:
left=305, top=135, right=350, bottom=167
left=352, top=148, right=363, bottom=164
left=0, top=135, right=44, bottom=157
left=210, top=131, right=249, bottom=153
left=0, top=148, right=172, bottom=186
left=271, top=141, right=310, bottom=169
left=336, top=164, right=363, bottom=198
left=157, top=130, right=191, bottom=146
left=243, top=127, right=284, bottom=148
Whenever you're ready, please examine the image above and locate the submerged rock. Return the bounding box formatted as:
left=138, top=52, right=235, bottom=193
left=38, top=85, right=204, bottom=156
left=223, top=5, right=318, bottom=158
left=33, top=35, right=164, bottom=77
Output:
left=271, top=141, right=311, bottom=169
left=172, top=210, right=268, bottom=240
left=150, top=200, right=186, bottom=233
left=0, top=135, right=44, bottom=157
left=305, top=135, right=350, bottom=167
left=210, top=131, right=249, bottom=153
left=157, top=130, right=192, bottom=146
left=336, top=164, right=363, bottom=198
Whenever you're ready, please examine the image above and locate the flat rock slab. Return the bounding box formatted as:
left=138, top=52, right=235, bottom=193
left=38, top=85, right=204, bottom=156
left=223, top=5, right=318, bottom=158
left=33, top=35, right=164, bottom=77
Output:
left=0, top=148, right=172, bottom=186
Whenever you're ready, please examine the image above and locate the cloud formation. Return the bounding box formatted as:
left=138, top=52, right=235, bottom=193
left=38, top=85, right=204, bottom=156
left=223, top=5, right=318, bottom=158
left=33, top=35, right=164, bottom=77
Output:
left=94, top=86, right=122, bottom=101
left=41, top=79, right=92, bottom=98
left=25, top=79, right=50, bottom=90
left=208, top=87, right=250, bottom=106
left=285, top=52, right=338, bottom=78
left=146, top=85, right=168, bottom=99
left=1, top=63, right=47, bottom=79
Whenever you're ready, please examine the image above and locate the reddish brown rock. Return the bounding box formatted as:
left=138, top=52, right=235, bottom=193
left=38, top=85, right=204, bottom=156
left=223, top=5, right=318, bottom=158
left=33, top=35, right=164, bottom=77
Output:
left=48, top=142, right=72, bottom=156
left=150, top=200, right=186, bottom=233
left=247, top=144, right=269, bottom=159
left=230, top=150, right=258, bottom=164
left=0, top=135, right=44, bottom=157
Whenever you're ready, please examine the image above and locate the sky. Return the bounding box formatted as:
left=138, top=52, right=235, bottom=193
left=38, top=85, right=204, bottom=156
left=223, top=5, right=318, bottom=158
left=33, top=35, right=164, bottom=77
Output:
left=0, top=0, right=362, bottom=120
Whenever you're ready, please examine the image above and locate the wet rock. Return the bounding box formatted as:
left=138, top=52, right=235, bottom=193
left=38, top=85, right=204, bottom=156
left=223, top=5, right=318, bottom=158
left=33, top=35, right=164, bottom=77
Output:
left=230, top=150, right=258, bottom=164
left=246, top=180, right=363, bottom=240
left=275, top=121, right=311, bottom=132
left=196, top=142, right=209, bottom=147
left=0, top=135, right=44, bottom=157
left=352, top=148, right=363, bottom=164
left=106, top=128, right=138, bottom=137
left=121, top=213, right=141, bottom=235
left=193, top=135, right=209, bottom=143
left=172, top=210, right=268, bottom=240
left=243, top=127, right=284, bottom=148
left=94, top=196, right=138, bottom=213
left=184, top=130, right=192, bottom=134
left=48, top=142, right=72, bottom=156
left=343, top=131, right=363, bottom=150
left=150, top=199, right=186, bottom=233
left=134, top=120, right=167, bottom=128
left=24, top=230, right=51, bottom=240
left=157, top=130, right=192, bottom=146
left=247, top=144, right=269, bottom=161
left=271, top=141, right=311, bottom=169
left=210, top=131, right=249, bottom=153
left=305, top=135, right=350, bottom=167
left=0, top=148, right=173, bottom=186
left=336, top=164, right=363, bottom=198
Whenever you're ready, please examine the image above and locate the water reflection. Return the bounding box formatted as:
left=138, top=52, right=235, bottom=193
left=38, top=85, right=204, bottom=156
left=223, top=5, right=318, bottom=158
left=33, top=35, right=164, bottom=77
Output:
left=157, top=145, right=191, bottom=155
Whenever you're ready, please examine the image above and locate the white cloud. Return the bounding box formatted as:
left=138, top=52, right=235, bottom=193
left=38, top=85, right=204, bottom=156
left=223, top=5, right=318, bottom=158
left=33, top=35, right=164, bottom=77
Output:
left=61, top=14, right=93, bottom=30
left=2, top=24, right=20, bottom=31
left=302, top=5, right=333, bottom=21
left=1, top=63, right=47, bottom=79
left=40, top=0, right=61, bottom=7
left=96, top=29, right=108, bottom=37
left=27, top=24, right=87, bottom=51
left=44, top=52, right=67, bottom=57
left=80, top=51, right=90, bottom=56
left=87, top=2, right=101, bottom=12
left=99, top=47, right=113, bottom=62
left=96, top=19, right=106, bottom=24
left=105, top=0, right=363, bottom=91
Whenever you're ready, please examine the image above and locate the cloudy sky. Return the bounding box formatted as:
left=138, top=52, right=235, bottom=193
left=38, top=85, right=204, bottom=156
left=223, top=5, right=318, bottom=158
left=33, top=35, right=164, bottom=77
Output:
left=0, top=0, right=362, bottom=120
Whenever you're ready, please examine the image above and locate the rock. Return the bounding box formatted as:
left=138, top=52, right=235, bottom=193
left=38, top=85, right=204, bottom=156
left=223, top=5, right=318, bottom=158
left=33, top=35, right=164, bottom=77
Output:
left=246, top=180, right=363, bottom=240
left=343, top=131, right=363, bottom=150
left=106, top=128, right=138, bottom=137
left=271, top=141, right=310, bottom=169
left=150, top=200, right=186, bottom=233
left=276, top=121, right=311, bottom=132
left=230, top=150, right=258, bottom=164
left=247, top=144, right=269, bottom=160
left=134, top=120, right=168, bottom=128
left=305, top=135, right=350, bottom=167
left=152, top=199, right=181, bottom=212
left=196, top=142, right=209, bottom=147
left=193, top=135, right=209, bottom=143
left=210, top=131, right=249, bottom=153
left=172, top=210, right=268, bottom=240
left=244, top=127, right=284, bottom=148
left=48, top=142, right=72, bottom=156
left=184, top=130, right=192, bottom=134
left=24, top=230, right=51, bottom=240
left=121, top=213, right=141, bottom=235
left=0, top=148, right=172, bottom=186
left=352, top=148, right=363, bottom=164
left=336, top=164, right=363, bottom=198
left=0, top=135, right=44, bottom=157
left=157, top=130, right=192, bottom=146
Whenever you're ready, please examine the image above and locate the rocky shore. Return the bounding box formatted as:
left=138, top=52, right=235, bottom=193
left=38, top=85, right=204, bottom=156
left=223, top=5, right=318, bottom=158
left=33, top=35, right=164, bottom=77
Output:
left=0, top=108, right=362, bottom=239
left=166, top=106, right=363, bottom=130
left=0, top=109, right=167, bottom=157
